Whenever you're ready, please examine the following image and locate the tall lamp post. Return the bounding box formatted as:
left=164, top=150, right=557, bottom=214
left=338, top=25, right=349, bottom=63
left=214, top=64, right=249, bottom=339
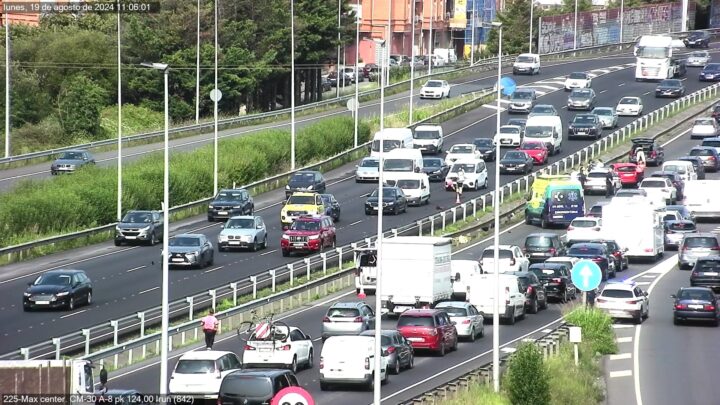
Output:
left=409, top=0, right=416, bottom=124
left=491, top=21, right=503, bottom=393
left=290, top=0, right=296, bottom=170
left=529, top=0, right=534, bottom=53
left=470, top=1, right=476, bottom=66
left=140, top=62, right=170, bottom=395
left=353, top=0, right=360, bottom=147
left=573, top=0, right=578, bottom=50
left=620, top=0, right=624, bottom=44
left=428, top=0, right=433, bottom=75
left=195, top=0, right=201, bottom=124
left=337, top=0, right=341, bottom=98
left=213, top=0, right=219, bottom=195
left=116, top=9, right=123, bottom=221
left=4, top=12, right=9, bottom=159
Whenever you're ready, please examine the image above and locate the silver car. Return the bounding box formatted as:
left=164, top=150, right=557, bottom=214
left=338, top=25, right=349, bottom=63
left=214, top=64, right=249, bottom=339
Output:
left=50, top=149, right=95, bottom=175
left=687, top=50, right=711, bottom=67
left=679, top=233, right=720, bottom=269
left=167, top=234, right=214, bottom=268
left=355, top=157, right=380, bottom=183
left=321, top=301, right=375, bottom=341
left=217, top=215, right=267, bottom=252
left=592, top=107, right=619, bottom=129
left=435, top=301, right=484, bottom=341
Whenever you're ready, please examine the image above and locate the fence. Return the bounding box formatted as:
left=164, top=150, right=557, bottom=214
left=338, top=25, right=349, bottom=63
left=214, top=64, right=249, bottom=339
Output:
left=5, top=80, right=718, bottom=364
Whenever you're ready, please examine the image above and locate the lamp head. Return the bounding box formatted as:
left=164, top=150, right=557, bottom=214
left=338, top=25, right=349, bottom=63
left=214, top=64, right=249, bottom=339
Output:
left=491, top=21, right=502, bottom=28
left=140, top=62, right=169, bottom=71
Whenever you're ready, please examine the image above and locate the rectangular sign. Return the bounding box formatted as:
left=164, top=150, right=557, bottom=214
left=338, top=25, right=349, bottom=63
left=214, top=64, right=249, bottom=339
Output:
left=450, top=0, right=467, bottom=29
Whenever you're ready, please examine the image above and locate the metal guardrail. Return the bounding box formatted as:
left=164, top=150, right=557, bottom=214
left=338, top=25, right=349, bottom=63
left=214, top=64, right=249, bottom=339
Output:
left=5, top=80, right=717, bottom=362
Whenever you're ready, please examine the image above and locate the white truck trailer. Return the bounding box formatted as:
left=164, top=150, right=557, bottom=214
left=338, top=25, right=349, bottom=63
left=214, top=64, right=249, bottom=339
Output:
left=635, top=35, right=683, bottom=80
left=683, top=180, right=720, bottom=219
left=602, top=199, right=664, bottom=260
left=381, top=236, right=453, bottom=314
left=0, top=360, right=96, bottom=404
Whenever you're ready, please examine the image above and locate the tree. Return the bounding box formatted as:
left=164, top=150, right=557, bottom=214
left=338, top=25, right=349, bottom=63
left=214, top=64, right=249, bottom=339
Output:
left=484, top=0, right=533, bottom=56
left=504, top=342, right=550, bottom=405
left=57, top=75, right=109, bottom=141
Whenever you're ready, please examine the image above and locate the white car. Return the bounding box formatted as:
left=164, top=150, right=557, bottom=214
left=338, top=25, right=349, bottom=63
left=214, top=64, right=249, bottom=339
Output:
left=435, top=301, right=484, bottom=341
left=564, top=72, right=592, bottom=90
left=616, top=96, right=643, bottom=116
left=639, top=177, right=677, bottom=204
left=686, top=50, right=711, bottom=67
left=444, top=158, right=488, bottom=191
left=479, top=245, right=529, bottom=273
left=595, top=281, right=649, bottom=324
left=242, top=325, right=314, bottom=373
left=419, top=80, right=451, bottom=99
left=444, top=143, right=481, bottom=165
left=690, top=118, right=719, bottom=139
left=493, top=125, right=523, bottom=147
left=566, top=217, right=602, bottom=242
left=583, top=170, right=621, bottom=194
left=355, top=157, right=380, bottom=182
left=413, top=124, right=444, bottom=154
left=512, top=53, right=540, bottom=75
left=592, top=107, right=619, bottom=129
left=169, top=351, right=243, bottom=399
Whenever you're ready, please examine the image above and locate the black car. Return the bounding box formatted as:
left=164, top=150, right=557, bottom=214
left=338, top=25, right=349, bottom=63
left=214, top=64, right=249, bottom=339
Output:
left=320, top=193, right=341, bottom=222
left=523, top=233, right=565, bottom=263
left=689, top=146, right=720, bottom=172
left=23, top=269, right=92, bottom=311
left=665, top=220, right=698, bottom=250
left=649, top=171, right=685, bottom=200
left=321, top=76, right=332, bottom=92
left=421, top=157, right=450, bottom=181
left=655, top=79, right=685, bottom=98
left=567, top=242, right=614, bottom=280
left=684, top=30, right=711, bottom=48
left=568, top=113, right=602, bottom=140
left=364, top=186, right=408, bottom=215
left=327, top=71, right=349, bottom=87
left=511, top=271, right=548, bottom=314
left=699, top=63, right=720, bottom=81
left=285, top=170, right=326, bottom=198
left=630, top=138, right=664, bottom=166
left=499, top=151, right=533, bottom=174
left=711, top=103, right=720, bottom=123
left=676, top=156, right=706, bottom=179
left=208, top=188, right=254, bottom=222
left=115, top=210, right=164, bottom=246
left=472, top=138, right=496, bottom=161
left=360, top=329, right=414, bottom=374
left=528, top=263, right=577, bottom=303
left=690, top=256, right=720, bottom=290
left=672, top=287, right=719, bottom=326
left=167, top=234, right=214, bottom=269
left=218, top=369, right=300, bottom=405
left=506, top=118, right=527, bottom=136
left=602, top=239, right=629, bottom=272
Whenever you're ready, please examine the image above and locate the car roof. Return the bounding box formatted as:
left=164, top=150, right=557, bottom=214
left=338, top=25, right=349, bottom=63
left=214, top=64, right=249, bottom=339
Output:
left=571, top=216, right=600, bottom=221
left=484, top=244, right=517, bottom=250
left=436, top=301, right=471, bottom=308
left=569, top=242, right=606, bottom=248
left=529, top=262, right=565, bottom=269
left=603, top=283, right=634, bottom=291
left=294, top=215, right=329, bottom=222
left=691, top=146, right=717, bottom=152
left=63, top=149, right=89, bottom=153
left=43, top=269, right=86, bottom=275
left=179, top=350, right=235, bottom=360
left=174, top=233, right=203, bottom=238
left=684, top=232, right=717, bottom=238
left=228, top=215, right=258, bottom=220
left=526, top=232, right=558, bottom=238
left=546, top=256, right=579, bottom=262
left=226, top=368, right=290, bottom=377
left=360, top=329, right=401, bottom=337
left=289, top=192, right=318, bottom=197
left=330, top=301, right=366, bottom=308
left=294, top=170, right=321, bottom=175
left=400, top=309, right=442, bottom=316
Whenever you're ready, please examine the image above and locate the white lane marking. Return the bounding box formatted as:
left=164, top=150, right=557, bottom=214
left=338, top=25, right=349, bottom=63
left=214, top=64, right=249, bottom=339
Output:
left=635, top=281, right=651, bottom=285
left=612, top=324, right=635, bottom=329
left=126, top=265, right=146, bottom=273
left=617, top=337, right=633, bottom=343
left=641, top=274, right=657, bottom=278
left=534, top=90, right=548, bottom=96
left=259, top=249, right=277, bottom=256
left=526, top=85, right=560, bottom=91
left=347, top=220, right=363, bottom=227
left=618, top=83, right=626, bottom=87
left=609, top=353, right=632, bottom=360
left=60, top=310, right=87, bottom=319
left=501, top=347, right=517, bottom=353
left=539, top=81, right=566, bottom=86
left=482, top=104, right=507, bottom=111
left=542, top=328, right=553, bottom=333
left=203, top=266, right=224, bottom=274
left=139, top=286, right=159, bottom=295
left=642, top=91, right=651, bottom=95
left=599, top=90, right=608, bottom=94
left=610, top=370, right=633, bottom=378
left=661, top=127, right=692, bottom=147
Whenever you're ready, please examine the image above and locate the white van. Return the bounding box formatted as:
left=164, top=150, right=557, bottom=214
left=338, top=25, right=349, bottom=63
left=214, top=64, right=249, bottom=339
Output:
left=684, top=180, right=720, bottom=219
left=371, top=128, right=414, bottom=157
left=466, top=273, right=526, bottom=324
left=513, top=53, right=541, bottom=75
left=384, top=172, right=430, bottom=206
left=662, top=160, right=697, bottom=183
left=524, top=116, right=563, bottom=155
left=451, top=260, right=482, bottom=300
left=383, top=148, right=423, bottom=173
left=319, top=335, right=388, bottom=391
left=413, top=124, right=444, bottom=154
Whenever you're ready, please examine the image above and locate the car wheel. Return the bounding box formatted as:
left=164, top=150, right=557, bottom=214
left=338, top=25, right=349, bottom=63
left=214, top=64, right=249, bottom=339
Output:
left=407, top=353, right=415, bottom=369
left=540, top=218, right=548, bottom=229
left=392, top=359, right=401, bottom=375
left=438, top=342, right=446, bottom=357
left=251, top=238, right=258, bottom=252
left=673, top=317, right=681, bottom=325
left=562, top=290, right=568, bottom=303
left=332, top=237, right=337, bottom=249
left=289, top=356, right=298, bottom=373
left=452, top=336, right=458, bottom=351
left=530, top=298, right=539, bottom=314
left=306, top=349, right=314, bottom=369
left=483, top=178, right=488, bottom=189
left=393, top=205, right=399, bottom=215
left=219, top=245, right=226, bottom=252
left=541, top=296, right=549, bottom=309
left=633, top=312, right=642, bottom=324
left=507, top=312, right=516, bottom=325
left=320, top=382, right=331, bottom=391
left=207, top=252, right=214, bottom=267
left=86, top=292, right=92, bottom=306
left=262, top=235, right=268, bottom=249
left=114, top=240, right=122, bottom=247
left=68, top=297, right=75, bottom=311
left=149, top=232, right=157, bottom=246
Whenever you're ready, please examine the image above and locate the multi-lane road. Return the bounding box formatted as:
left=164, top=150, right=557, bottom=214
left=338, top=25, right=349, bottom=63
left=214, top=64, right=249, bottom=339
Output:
left=2, top=47, right=718, bottom=354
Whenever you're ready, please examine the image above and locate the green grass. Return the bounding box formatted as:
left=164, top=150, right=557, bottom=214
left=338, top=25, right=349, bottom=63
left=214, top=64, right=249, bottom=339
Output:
left=545, top=343, right=605, bottom=405
left=439, top=384, right=512, bottom=405
left=564, top=307, right=617, bottom=355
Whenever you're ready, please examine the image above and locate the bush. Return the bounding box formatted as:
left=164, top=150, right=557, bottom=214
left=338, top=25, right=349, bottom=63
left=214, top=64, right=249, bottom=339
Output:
left=564, top=307, right=617, bottom=355
left=504, top=342, right=550, bottom=405
left=442, top=383, right=512, bottom=405
left=100, top=104, right=164, bottom=137
left=0, top=116, right=371, bottom=246
left=546, top=344, right=604, bottom=405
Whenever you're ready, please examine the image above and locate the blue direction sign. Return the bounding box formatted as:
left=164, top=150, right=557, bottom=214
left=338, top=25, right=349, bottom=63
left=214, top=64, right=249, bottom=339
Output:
left=571, top=260, right=602, bottom=292
left=500, top=77, right=517, bottom=96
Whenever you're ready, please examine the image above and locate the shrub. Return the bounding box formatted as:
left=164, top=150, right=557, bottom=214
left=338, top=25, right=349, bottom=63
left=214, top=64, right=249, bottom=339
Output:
left=546, top=344, right=604, bottom=405
left=504, top=342, right=550, bottom=405
left=564, top=307, right=617, bottom=355
left=443, top=383, right=512, bottom=405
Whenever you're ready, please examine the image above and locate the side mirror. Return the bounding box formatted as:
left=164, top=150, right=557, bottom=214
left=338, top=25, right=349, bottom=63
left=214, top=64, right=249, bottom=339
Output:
left=306, top=334, right=312, bottom=340
left=257, top=225, right=263, bottom=229
left=670, top=294, right=677, bottom=299
left=27, top=282, right=32, bottom=287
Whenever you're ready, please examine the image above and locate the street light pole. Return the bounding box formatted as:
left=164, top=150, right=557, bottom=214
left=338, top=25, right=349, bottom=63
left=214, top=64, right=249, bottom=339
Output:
left=492, top=22, right=502, bottom=394
left=470, top=2, right=476, bottom=66
left=196, top=0, right=200, bottom=124
left=386, top=0, right=392, bottom=86
left=409, top=0, right=416, bottom=125
left=337, top=0, right=341, bottom=98
left=4, top=12, right=9, bottom=158
left=116, top=9, right=123, bottom=222
left=574, top=0, right=578, bottom=50
left=428, top=0, right=433, bottom=75
left=354, top=0, right=360, bottom=147
left=291, top=0, right=296, bottom=171
left=619, top=0, right=624, bottom=44
left=213, top=0, right=219, bottom=195
left=529, top=0, right=534, bottom=53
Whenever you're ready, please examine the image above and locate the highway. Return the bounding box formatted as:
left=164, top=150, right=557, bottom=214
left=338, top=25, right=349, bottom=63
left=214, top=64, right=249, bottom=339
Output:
left=0, top=49, right=715, bottom=354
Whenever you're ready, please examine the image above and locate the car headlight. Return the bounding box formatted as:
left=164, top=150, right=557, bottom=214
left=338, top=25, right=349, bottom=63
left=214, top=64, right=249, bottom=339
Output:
left=55, top=291, right=70, bottom=297
left=218, top=234, right=228, bottom=242
left=285, top=185, right=290, bottom=189
left=208, top=205, right=214, bottom=209
left=116, top=225, right=122, bottom=232
left=308, top=235, right=320, bottom=240
left=141, top=225, right=151, bottom=231
left=499, top=164, right=506, bottom=168
left=242, top=235, right=253, bottom=242
left=185, top=252, right=198, bottom=259
left=282, top=234, right=290, bottom=240
left=232, top=205, right=241, bottom=209
left=518, top=164, right=526, bottom=167
left=24, top=292, right=31, bottom=297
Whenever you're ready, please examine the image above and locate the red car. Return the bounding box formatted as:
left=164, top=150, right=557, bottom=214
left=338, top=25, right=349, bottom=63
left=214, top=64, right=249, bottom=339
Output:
left=518, top=141, right=549, bottom=165
left=610, top=162, right=644, bottom=186
left=281, top=215, right=336, bottom=257
left=396, top=309, right=458, bottom=356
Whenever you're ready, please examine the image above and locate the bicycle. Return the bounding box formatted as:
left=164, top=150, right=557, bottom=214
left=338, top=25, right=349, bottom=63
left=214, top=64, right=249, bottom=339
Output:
left=236, top=309, right=290, bottom=343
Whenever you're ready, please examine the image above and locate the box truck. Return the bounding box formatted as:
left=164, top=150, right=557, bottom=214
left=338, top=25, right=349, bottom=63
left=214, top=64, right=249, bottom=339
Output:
left=602, top=199, right=664, bottom=259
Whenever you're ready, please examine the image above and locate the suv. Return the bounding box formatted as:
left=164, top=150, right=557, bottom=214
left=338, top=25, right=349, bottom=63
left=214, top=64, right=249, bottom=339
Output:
left=568, top=113, right=602, bottom=139
left=479, top=245, right=529, bottom=273
left=285, top=170, right=326, bottom=198
left=413, top=124, right=444, bottom=154
left=397, top=309, right=458, bottom=356
left=567, top=242, right=615, bottom=280
left=676, top=156, right=706, bottom=179
left=218, top=215, right=267, bottom=252
left=207, top=188, right=254, bottom=222
left=684, top=30, right=711, bottom=48
left=529, top=263, right=577, bottom=303
left=281, top=215, right=336, bottom=257
left=114, top=210, right=163, bottom=246
left=689, top=146, right=720, bottom=172
left=664, top=220, right=697, bottom=249
left=321, top=301, right=375, bottom=341
left=511, top=271, right=547, bottom=314
left=649, top=171, right=685, bottom=200
left=523, top=233, right=565, bottom=263
left=690, top=256, right=720, bottom=290
left=630, top=138, right=664, bottom=166
left=168, top=351, right=242, bottom=399
left=218, top=369, right=299, bottom=405
left=595, top=281, right=650, bottom=324
left=280, top=192, right=325, bottom=229
left=679, top=233, right=720, bottom=269
left=508, top=88, right=537, bottom=113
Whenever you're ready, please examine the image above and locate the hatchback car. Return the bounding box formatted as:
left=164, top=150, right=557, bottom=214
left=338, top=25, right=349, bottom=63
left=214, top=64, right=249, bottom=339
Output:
left=472, top=138, right=496, bottom=161
left=690, top=118, right=719, bottom=139
left=610, top=162, right=643, bottom=186
left=567, top=242, right=615, bottom=280
left=583, top=170, right=620, bottom=195
left=689, top=146, right=720, bottom=171
left=567, top=88, right=596, bottom=110
left=360, top=329, right=415, bottom=374
left=494, top=125, right=523, bottom=147
left=523, top=233, right=565, bottom=263
left=169, top=351, right=243, bottom=399
left=207, top=188, right=254, bottom=221
left=665, top=205, right=695, bottom=222
left=564, top=72, right=592, bottom=90
left=685, top=30, right=712, bottom=48
left=639, top=177, right=676, bottom=205
left=529, top=263, right=576, bottom=303
left=23, top=269, right=92, bottom=311
left=655, top=79, right=685, bottom=98
left=690, top=256, right=720, bottom=290
left=630, top=138, right=664, bottom=166
left=616, top=96, right=643, bottom=116
left=678, top=233, right=720, bottom=269
left=506, top=118, right=527, bottom=135
left=218, top=215, right=267, bottom=252
left=396, top=309, right=458, bottom=356
left=591, top=107, right=619, bottom=129
left=242, top=326, right=313, bottom=373
left=676, top=156, right=706, bottom=179
left=511, top=271, right=548, bottom=314
left=421, top=157, right=450, bottom=181
left=566, top=217, right=603, bottom=241
left=435, top=301, right=484, bottom=341
left=281, top=215, right=336, bottom=256
left=664, top=220, right=698, bottom=250
left=686, top=50, right=711, bottom=67
left=649, top=171, right=685, bottom=200
left=419, top=80, right=451, bottom=99
left=528, top=104, right=559, bottom=117
left=50, top=149, right=95, bottom=175
left=167, top=234, right=214, bottom=268
left=587, top=201, right=609, bottom=218
left=218, top=369, right=300, bottom=405
left=499, top=150, right=533, bottom=174
left=321, top=301, right=375, bottom=341
left=444, top=143, right=482, bottom=165
left=672, top=287, right=719, bottom=326
left=518, top=141, right=549, bottom=165
left=285, top=170, right=326, bottom=197
left=355, top=157, right=380, bottom=182
left=508, top=88, right=537, bottom=113
left=595, top=281, right=649, bottom=324
left=699, top=63, right=720, bottom=81
left=364, top=186, right=408, bottom=215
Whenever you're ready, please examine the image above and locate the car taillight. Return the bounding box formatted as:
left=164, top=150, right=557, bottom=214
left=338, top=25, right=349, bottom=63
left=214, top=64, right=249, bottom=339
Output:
left=462, top=319, right=472, bottom=324
left=682, top=245, right=689, bottom=251
left=244, top=345, right=256, bottom=351
left=428, top=328, right=438, bottom=336
left=626, top=300, right=639, bottom=305
left=692, top=271, right=699, bottom=277
left=320, top=356, right=324, bottom=369
left=522, top=247, right=527, bottom=253
left=527, top=286, right=534, bottom=295
left=712, top=246, right=720, bottom=251
left=322, top=316, right=331, bottom=322
left=354, top=316, right=364, bottom=323
left=549, top=248, right=556, bottom=255
left=365, top=357, right=371, bottom=370
left=675, top=304, right=687, bottom=310
left=510, top=258, right=516, bottom=266
left=387, top=346, right=396, bottom=353
left=505, top=286, right=510, bottom=305
left=591, top=257, right=604, bottom=263
left=705, top=305, right=716, bottom=311
left=279, top=344, right=291, bottom=351
left=596, top=298, right=607, bottom=303
left=552, top=278, right=563, bottom=283
left=613, top=251, right=622, bottom=257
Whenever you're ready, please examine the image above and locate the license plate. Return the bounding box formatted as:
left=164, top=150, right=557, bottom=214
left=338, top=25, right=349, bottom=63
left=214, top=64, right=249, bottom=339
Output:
left=125, top=236, right=136, bottom=239
left=172, top=258, right=184, bottom=262
left=293, top=243, right=305, bottom=247
left=35, top=301, right=50, bottom=305
left=373, top=207, right=379, bottom=210
left=259, top=348, right=272, bottom=352
left=218, top=211, right=228, bottom=215
left=704, top=272, right=719, bottom=276
left=408, top=337, right=423, bottom=342
left=229, top=241, right=240, bottom=245
left=531, top=253, right=544, bottom=256
left=689, top=304, right=703, bottom=309
left=501, top=140, right=510, bottom=144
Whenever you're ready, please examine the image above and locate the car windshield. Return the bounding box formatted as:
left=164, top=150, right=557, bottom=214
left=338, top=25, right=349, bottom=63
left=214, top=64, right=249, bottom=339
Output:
left=684, top=237, right=719, bottom=248
left=221, top=375, right=272, bottom=397
left=705, top=64, right=720, bottom=71
left=616, top=189, right=645, bottom=197
left=679, top=289, right=714, bottom=301
left=425, top=81, right=443, bottom=87
left=530, top=268, right=562, bottom=278
left=174, top=360, right=215, bottom=374
left=587, top=172, right=608, bottom=178
left=121, top=213, right=152, bottom=223
left=641, top=180, right=666, bottom=188
left=702, top=140, right=720, bottom=147
left=215, top=191, right=243, bottom=201
left=226, top=218, right=254, bottom=229
left=290, top=220, right=320, bottom=231
left=511, top=91, right=533, bottom=100
left=525, top=126, right=554, bottom=138
left=662, top=165, right=684, bottom=173
left=503, top=151, right=526, bottom=160
left=601, top=289, right=633, bottom=299
left=396, top=179, right=421, bottom=189
left=474, top=139, right=494, bottom=147
left=691, top=149, right=713, bottom=156
left=593, top=109, right=612, bottom=116
left=170, top=237, right=201, bottom=247
left=696, top=260, right=720, bottom=271
left=507, top=119, right=526, bottom=127
left=440, top=306, right=468, bottom=317
left=573, top=115, right=595, bottom=124
left=370, top=188, right=397, bottom=197
left=521, top=142, right=543, bottom=150
left=450, top=145, right=473, bottom=153
left=695, top=119, right=714, bottom=126
left=320, top=195, right=333, bottom=204
left=450, top=163, right=476, bottom=173
left=568, top=246, right=603, bottom=255
left=500, top=127, right=520, bottom=134
left=619, top=97, right=639, bottom=105
left=690, top=51, right=708, bottom=57
left=397, top=316, right=434, bottom=327
left=482, top=249, right=513, bottom=259
left=569, top=72, right=587, bottom=79
left=384, top=159, right=414, bottom=171
left=415, top=130, right=441, bottom=139
left=371, top=139, right=402, bottom=152
left=590, top=205, right=603, bottom=215
left=287, top=195, right=316, bottom=205
left=360, top=159, right=379, bottom=168
left=615, top=165, right=636, bottom=173
left=423, top=158, right=442, bottom=168
left=660, top=80, right=681, bottom=87
left=327, top=307, right=360, bottom=318
left=58, top=151, right=84, bottom=160
left=532, top=106, right=554, bottom=114
left=34, top=273, right=72, bottom=286
left=571, top=220, right=597, bottom=227
left=288, top=173, right=315, bottom=187
left=526, top=236, right=552, bottom=247
left=517, top=56, right=535, bottom=63
left=571, top=90, right=592, bottom=97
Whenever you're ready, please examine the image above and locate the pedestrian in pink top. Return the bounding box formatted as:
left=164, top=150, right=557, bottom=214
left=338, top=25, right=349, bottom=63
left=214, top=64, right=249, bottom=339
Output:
left=200, top=309, right=219, bottom=350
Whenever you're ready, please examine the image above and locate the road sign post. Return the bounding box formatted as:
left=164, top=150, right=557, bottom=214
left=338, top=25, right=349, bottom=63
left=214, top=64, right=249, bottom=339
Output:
left=571, top=260, right=603, bottom=308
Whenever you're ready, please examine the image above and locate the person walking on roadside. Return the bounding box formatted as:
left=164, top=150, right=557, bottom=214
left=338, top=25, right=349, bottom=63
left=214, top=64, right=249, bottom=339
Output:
left=455, top=167, right=466, bottom=203
left=201, top=309, right=219, bottom=350
left=605, top=169, right=615, bottom=198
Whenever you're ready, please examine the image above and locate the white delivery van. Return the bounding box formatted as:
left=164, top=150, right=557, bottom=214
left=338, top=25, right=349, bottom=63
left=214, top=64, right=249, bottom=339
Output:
left=354, top=247, right=377, bottom=294
left=384, top=172, right=431, bottom=206
left=683, top=180, right=720, bottom=219
left=466, top=273, right=526, bottom=324
left=383, top=148, right=424, bottom=173
left=602, top=198, right=664, bottom=260
left=513, top=53, right=541, bottom=75
left=662, top=160, right=697, bottom=183
left=451, top=260, right=482, bottom=300
left=525, top=116, right=563, bottom=155
left=381, top=236, right=453, bottom=314
left=319, top=335, right=388, bottom=391
left=413, top=124, right=444, bottom=154
left=370, top=128, right=414, bottom=157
